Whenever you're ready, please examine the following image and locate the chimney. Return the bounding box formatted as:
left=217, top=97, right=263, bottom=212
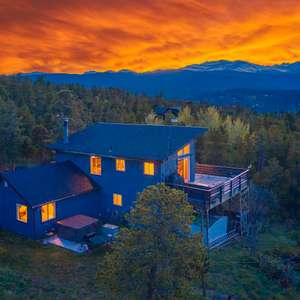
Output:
left=63, top=117, right=69, bottom=144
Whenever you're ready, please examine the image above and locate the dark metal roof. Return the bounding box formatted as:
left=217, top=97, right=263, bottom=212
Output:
left=2, top=161, right=97, bottom=206
left=49, top=122, right=207, bottom=160
left=154, top=105, right=181, bottom=116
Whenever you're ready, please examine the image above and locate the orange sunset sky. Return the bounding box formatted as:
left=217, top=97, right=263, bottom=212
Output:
left=1, top=0, right=300, bottom=74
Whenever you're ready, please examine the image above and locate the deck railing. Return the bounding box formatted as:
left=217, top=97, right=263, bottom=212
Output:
left=167, top=163, right=250, bottom=210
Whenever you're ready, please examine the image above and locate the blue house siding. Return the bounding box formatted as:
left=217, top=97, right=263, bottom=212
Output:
left=32, top=191, right=102, bottom=238
left=160, top=152, right=177, bottom=180
left=55, top=139, right=197, bottom=221
left=55, top=152, right=162, bottom=220
left=0, top=186, right=34, bottom=237
left=159, top=140, right=196, bottom=182
left=0, top=186, right=102, bottom=239
left=190, top=141, right=196, bottom=182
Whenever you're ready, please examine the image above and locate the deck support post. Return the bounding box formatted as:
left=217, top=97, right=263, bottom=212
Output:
left=239, top=194, right=243, bottom=236
left=200, top=210, right=204, bottom=235
left=239, top=187, right=249, bottom=236
left=205, top=209, right=209, bottom=249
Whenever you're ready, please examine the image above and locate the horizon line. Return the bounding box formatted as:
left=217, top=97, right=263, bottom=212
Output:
left=2, top=59, right=300, bottom=76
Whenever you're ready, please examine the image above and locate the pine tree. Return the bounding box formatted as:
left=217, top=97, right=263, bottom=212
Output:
left=97, top=184, right=208, bottom=300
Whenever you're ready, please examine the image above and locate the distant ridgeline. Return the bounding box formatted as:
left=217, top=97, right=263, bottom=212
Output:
left=20, top=60, right=300, bottom=113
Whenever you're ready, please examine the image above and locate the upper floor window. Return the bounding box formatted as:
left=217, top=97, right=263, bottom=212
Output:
left=177, top=144, right=190, bottom=156
left=41, top=202, right=56, bottom=223
left=113, top=193, right=122, bottom=206
left=144, top=162, right=154, bottom=176
left=16, top=204, right=28, bottom=223
left=116, top=159, right=126, bottom=172
left=90, top=156, right=101, bottom=175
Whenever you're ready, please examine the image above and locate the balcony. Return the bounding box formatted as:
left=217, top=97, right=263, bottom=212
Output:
left=167, top=163, right=250, bottom=210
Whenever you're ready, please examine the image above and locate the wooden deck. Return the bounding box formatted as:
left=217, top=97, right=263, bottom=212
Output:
left=167, top=163, right=250, bottom=210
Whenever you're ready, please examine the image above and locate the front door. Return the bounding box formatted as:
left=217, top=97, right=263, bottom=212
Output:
left=178, top=157, right=190, bottom=182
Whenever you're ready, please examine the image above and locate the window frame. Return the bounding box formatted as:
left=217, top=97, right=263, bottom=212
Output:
left=16, top=204, right=28, bottom=223
left=90, top=155, right=102, bottom=175
left=116, top=158, right=126, bottom=172
left=41, top=201, right=56, bottom=223
left=113, top=193, right=123, bottom=206
left=144, top=161, right=155, bottom=176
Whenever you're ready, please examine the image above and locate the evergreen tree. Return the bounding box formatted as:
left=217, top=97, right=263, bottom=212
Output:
left=98, top=184, right=208, bottom=300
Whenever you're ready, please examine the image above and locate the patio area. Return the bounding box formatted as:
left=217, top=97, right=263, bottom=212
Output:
left=43, top=214, right=119, bottom=253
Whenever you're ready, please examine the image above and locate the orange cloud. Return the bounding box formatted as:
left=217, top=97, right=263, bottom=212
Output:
left=1, top=0, right=300, bottom=74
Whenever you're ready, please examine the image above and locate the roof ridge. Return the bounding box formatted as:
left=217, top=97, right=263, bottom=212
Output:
left=48, top=123, right=208, bottom=160
left=92, top=122, right=206, bottom=129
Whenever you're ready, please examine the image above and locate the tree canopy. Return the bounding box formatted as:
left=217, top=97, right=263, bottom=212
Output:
left=97, top=184, right=208, bottom=300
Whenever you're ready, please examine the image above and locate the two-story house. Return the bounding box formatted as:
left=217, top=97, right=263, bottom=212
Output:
left=0, top=122, right=249, bottom=247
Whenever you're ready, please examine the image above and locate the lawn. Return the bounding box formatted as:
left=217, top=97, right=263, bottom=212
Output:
left=0, top=225, right=299, bottom=300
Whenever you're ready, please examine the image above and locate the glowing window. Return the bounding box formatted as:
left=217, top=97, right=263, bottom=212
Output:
left=177, top=144, right=190, bottom=156
left=116, top=159, right=125, bottom=172
left=177, top=149, right=183, bottom=156
left=144, top=162, right=154, bottom=176
left=90, top=156, right=101, bottom=175
left=183, top=144, right=190, bottom=154
left=113, top=193, right=122, bottom=206
left=17, top=204, right=28, bottom=223
left=41, top=202, right=56, bottom=223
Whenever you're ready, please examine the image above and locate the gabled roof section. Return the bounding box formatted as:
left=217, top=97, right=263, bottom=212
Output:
left=49, top=122, right=207, bottom=160
left=2, top=161, right=98, bottom=206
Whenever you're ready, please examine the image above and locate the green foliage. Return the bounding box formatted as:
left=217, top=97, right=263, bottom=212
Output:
left=0, top=76, right=299, bottom=218
left=0, top=98, right=24, bottom=165
left=177, top=106, right=194, bottom=125
left=0, top=76, right=157, bottom=167
left=208, top=225, right=300, bottom=300
left=197, top=107, right=222, bottom=130
left=145, top=110, right=163, bottom=124
left=0, top=225, right=299, bottom=300
left=97, top=184, right=208, bottom=300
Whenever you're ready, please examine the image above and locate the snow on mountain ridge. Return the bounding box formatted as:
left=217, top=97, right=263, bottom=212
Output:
left=181, top=60, right=300, bottom=73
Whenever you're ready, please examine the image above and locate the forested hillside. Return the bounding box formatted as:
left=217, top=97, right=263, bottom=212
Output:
left=0, top=76, right=299, bottom=220
left=22, top=62, right=300, bottom=112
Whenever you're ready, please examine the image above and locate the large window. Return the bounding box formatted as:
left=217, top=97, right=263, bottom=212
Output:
left=116, top=159, right=125, bottom=172
left=41, top=202, right=56, bottom=223
left=144, top=162, right=154, bottom=176
left=113, top=193, right=122, bottom=206
left=90, top=156, right=101, bottom=175
left=16, top=204, right=28, bottom=223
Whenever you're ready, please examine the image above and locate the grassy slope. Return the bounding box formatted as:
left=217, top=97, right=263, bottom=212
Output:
left=0, top=226, right=299, bottom=300
left=208, top=226, right=300, bottom=299
left=0, top=232, right=105, bottom=300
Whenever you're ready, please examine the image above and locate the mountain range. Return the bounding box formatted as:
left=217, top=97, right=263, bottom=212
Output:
left=179, top=60, right=300, bottom=73
left=20, top=60, right=300, bottom=112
